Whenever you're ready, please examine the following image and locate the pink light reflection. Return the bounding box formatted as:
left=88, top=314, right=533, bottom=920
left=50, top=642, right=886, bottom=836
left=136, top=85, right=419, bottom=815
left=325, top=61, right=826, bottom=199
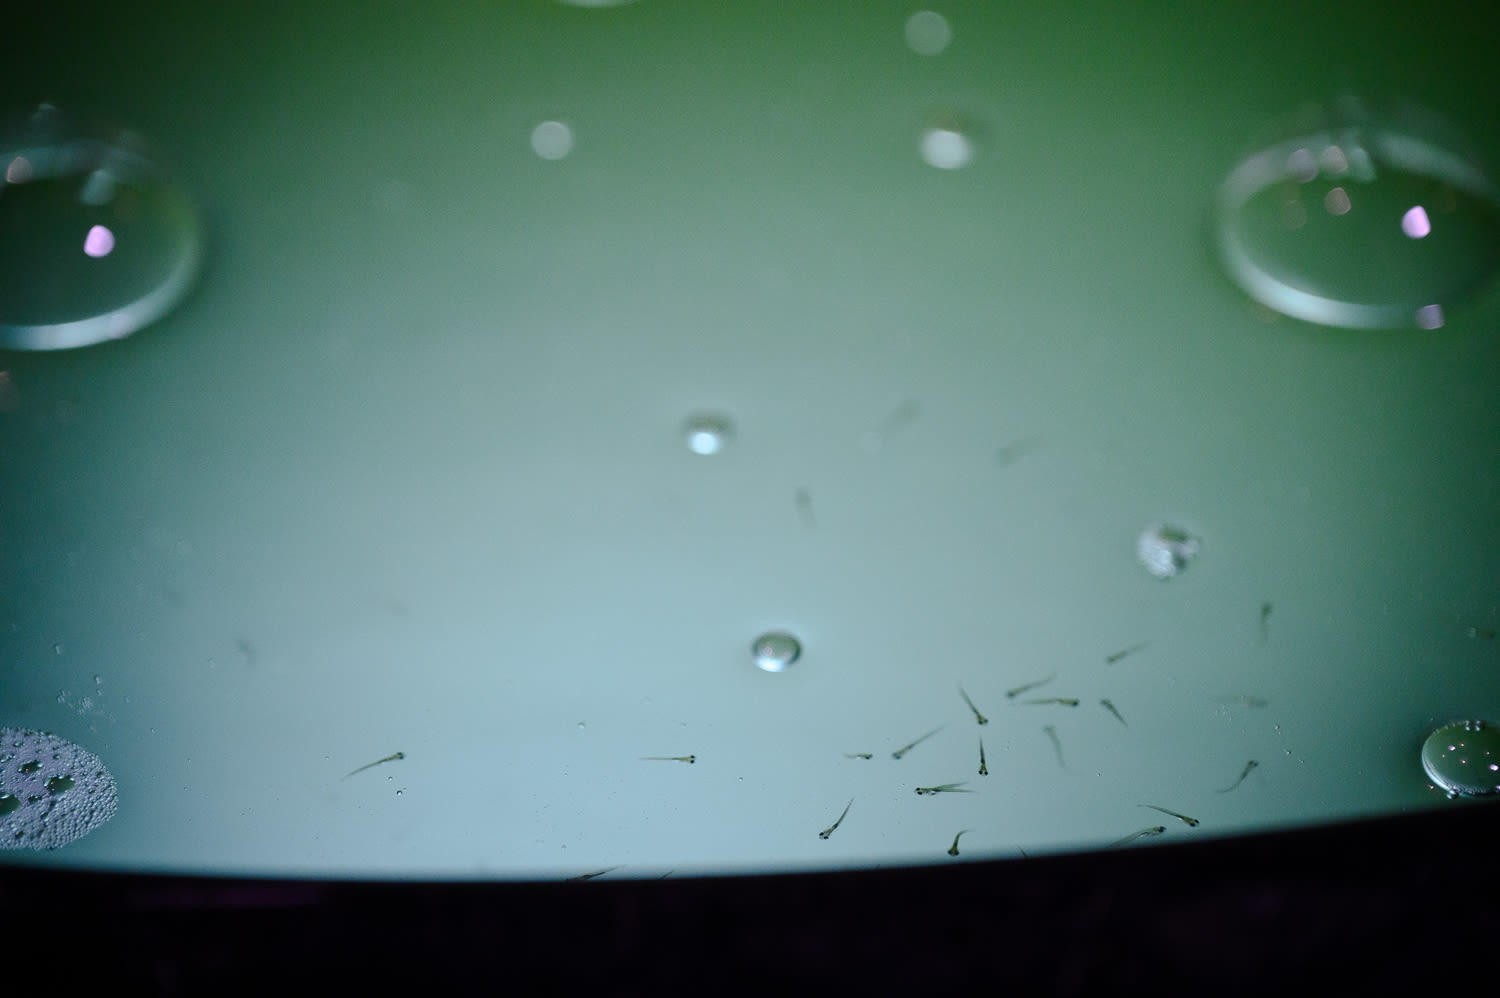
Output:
left=83, top=224, right=115, bottom=258
left=1401, top=205, right=1431, bottom=239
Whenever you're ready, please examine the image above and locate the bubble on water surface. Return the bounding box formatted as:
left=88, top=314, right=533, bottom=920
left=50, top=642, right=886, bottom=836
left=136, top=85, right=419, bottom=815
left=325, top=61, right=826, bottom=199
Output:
left=905, top=11, right=952, bottom=56
left=1422, top=719, right=1500, bottom=798
left=1213, top=97, right=1500, bottom=329
left=0, top=104, right=204, bottom=351
left=1136, top=522, right=1199, bottom=579
left=682, top=412, right=734, bottom=456
left=751, top=631, right=801, bottom=673
left=530, top=120, right=574, bottom=161
left=920, top=125, right=974, bottom=170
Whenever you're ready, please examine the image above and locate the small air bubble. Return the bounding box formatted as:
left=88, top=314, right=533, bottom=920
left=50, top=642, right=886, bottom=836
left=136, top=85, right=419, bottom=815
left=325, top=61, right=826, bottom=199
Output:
left=919, top=126, right=974, bottom=170
left=904, top=11, right=952, bottom=56
left=1136, top=522, right=1199, bottom=579
left=682, top=412, right=733, bottom=455
left=530, top=120, right=574, bottom=161
left=751, top=631, right=801, bottom=673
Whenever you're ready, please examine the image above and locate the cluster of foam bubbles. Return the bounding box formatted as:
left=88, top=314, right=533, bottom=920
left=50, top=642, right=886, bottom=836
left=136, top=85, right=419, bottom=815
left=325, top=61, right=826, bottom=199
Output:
left=0, top=727, right=119, bottom=850
left=1136, top=522, right=1201, bottom=580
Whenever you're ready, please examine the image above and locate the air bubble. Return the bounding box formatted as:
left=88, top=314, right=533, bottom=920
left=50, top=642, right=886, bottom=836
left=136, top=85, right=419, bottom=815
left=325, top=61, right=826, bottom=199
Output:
left=1422, top=720, right=1500, bottom=798
left=1136, top=522, right=1199, bottom=579
left=0, top=104, right=203, bottom=351
left=1213, top=97, right=1500, bottom=329
left=905, top=11, right=952, bottom=56
left=751, top=631, right=801, bottom=673
left=530, top=121, right=574, bottom=161
left=682, top=412, right=734, bottom=456
left=919, top=125, right=974, bottom=170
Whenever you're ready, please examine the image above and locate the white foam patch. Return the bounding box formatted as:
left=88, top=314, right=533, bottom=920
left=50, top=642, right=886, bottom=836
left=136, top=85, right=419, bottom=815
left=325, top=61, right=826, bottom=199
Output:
left=0, top=727, right=119, bottom=850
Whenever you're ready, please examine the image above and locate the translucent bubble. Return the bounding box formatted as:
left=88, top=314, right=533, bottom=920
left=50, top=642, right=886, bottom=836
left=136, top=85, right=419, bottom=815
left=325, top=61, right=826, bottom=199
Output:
left=919, top=126, right=974, bottom=170
left=1136, top=522, right=1199, bottom=579
left=1421, top=719, right=1500, bottom=797
left=905, top=11, right=952, bottom=56
left=682, top=412, right=734, bottom=456
left=530, top=121, right=574, bottom=161
left=0, top=104, right=204, bottom=351
left=751, top=631, right=801, bottom=673
left=1213, top=97, right=1500, bottom=329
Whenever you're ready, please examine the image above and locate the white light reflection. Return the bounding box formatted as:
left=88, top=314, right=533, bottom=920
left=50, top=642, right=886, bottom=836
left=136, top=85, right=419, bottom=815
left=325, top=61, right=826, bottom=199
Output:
left=1287, top=148, right=1317, bottom=183
left=4, top=156, right=34, bottom=184
left=1415, top=304, right=1444, bottom=329
left=1319, top=145, right=1349, bottom=176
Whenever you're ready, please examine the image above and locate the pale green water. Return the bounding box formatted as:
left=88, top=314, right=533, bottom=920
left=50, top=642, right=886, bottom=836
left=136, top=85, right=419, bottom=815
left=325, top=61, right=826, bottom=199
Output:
left=0, top=1, right=1496, bottom=877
